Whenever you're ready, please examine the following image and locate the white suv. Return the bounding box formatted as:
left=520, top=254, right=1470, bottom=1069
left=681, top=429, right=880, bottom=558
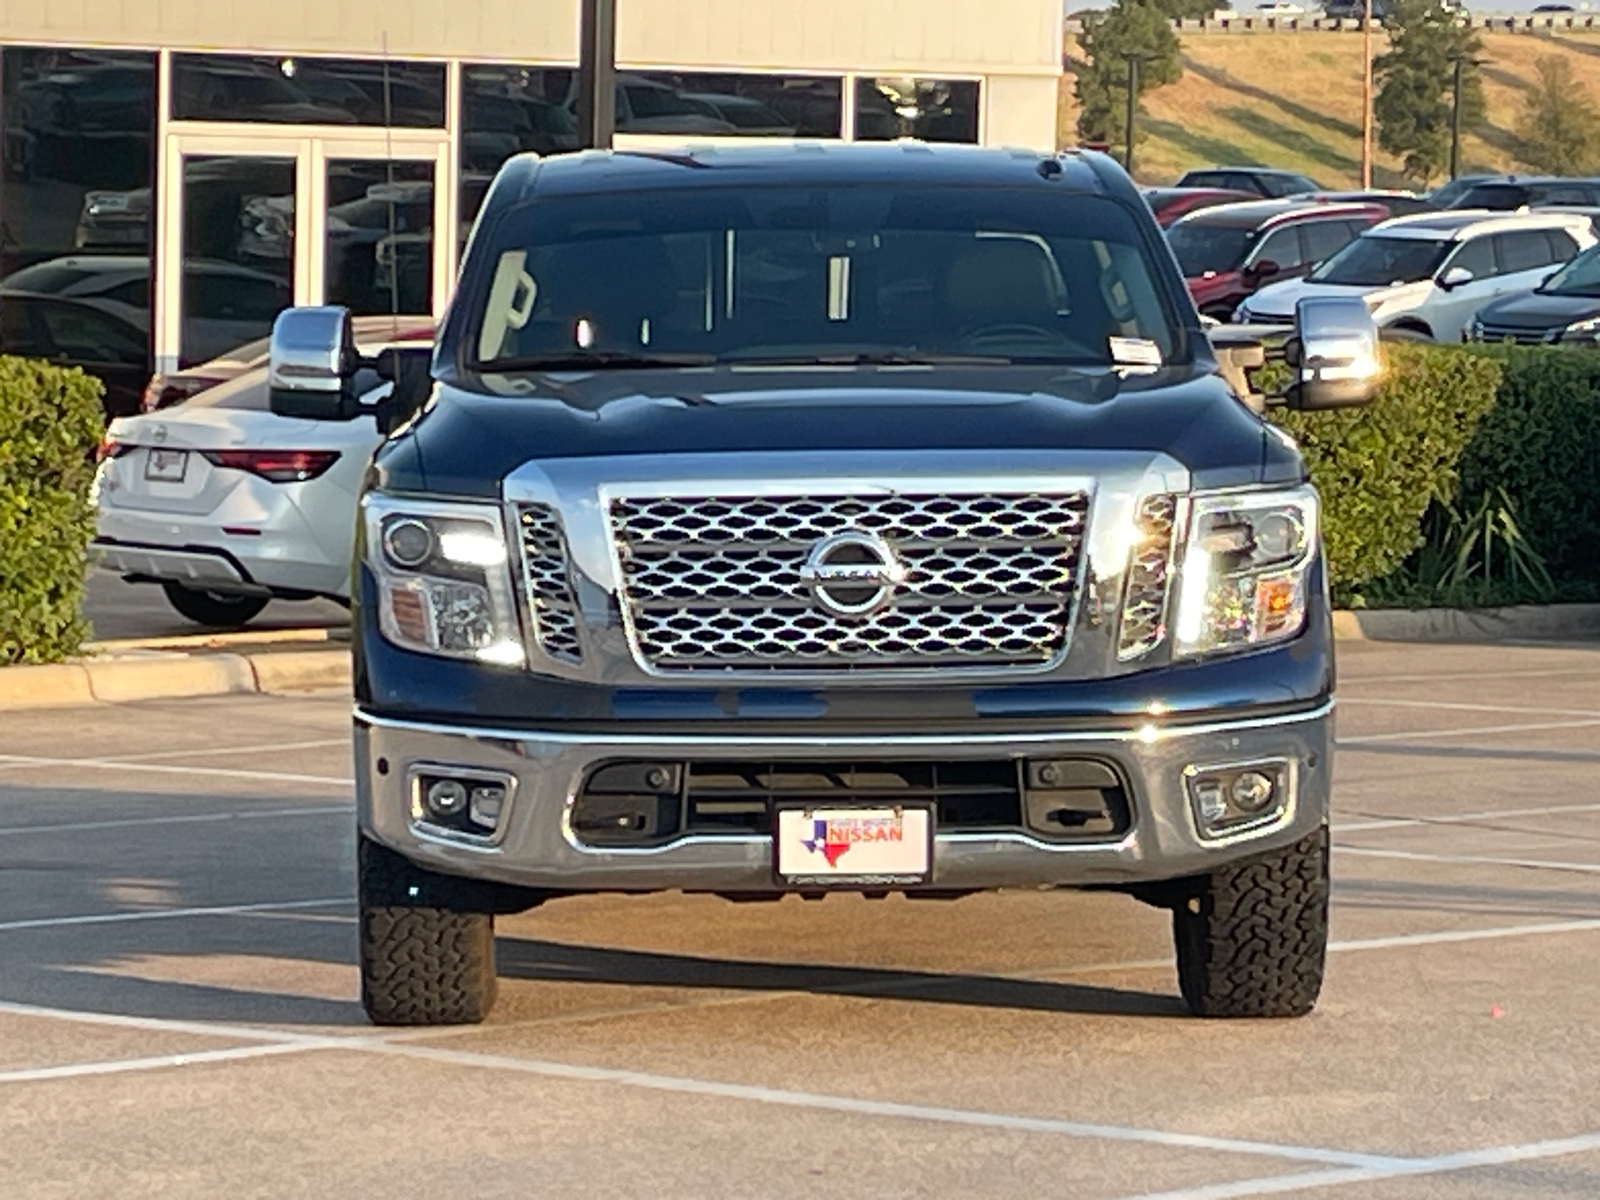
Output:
left=1235, top=210, right=1597, bottom=341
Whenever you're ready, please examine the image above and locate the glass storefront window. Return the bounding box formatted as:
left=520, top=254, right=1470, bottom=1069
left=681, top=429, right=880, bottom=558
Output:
left=171, top=54, right=446, bottom=128
left=325, top=159, right=435, bottom=317
left=854, top=77, right=980, bottom=143
left=1, top=47, right=157, bottom=414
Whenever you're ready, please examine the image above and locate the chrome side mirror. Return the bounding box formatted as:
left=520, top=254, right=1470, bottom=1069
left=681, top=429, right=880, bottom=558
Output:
left=1284, top=296, right=1381, bottom=411
left=268, top=306, right=360, bottom=420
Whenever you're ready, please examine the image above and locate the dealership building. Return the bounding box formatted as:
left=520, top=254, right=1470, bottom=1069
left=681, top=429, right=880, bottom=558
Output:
left=0, top=1, right=1064, bottom=380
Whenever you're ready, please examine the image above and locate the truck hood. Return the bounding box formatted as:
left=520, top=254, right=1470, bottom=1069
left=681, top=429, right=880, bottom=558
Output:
left=373, top=363, right=1303, bottom=499
left=1477, top=289, right=1600, bottom=330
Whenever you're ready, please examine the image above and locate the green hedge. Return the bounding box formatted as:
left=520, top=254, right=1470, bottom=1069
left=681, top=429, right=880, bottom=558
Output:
left=1272, top=344, right=1505, bottom=601
left=1454, top=347, right=1600, bottom=589
left=0, top=357, right=105, bottom=664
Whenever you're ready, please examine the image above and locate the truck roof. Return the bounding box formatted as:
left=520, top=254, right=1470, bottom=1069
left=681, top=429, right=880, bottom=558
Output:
left=492, top=142, right=1123, bottom=202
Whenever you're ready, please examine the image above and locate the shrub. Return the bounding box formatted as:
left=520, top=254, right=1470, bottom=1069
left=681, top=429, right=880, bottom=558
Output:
left=1272, top=344, right=1504, bottom=601
left=0, top=357, right=106, bottom=664
left=1453, top=346, right=1600, bottom=589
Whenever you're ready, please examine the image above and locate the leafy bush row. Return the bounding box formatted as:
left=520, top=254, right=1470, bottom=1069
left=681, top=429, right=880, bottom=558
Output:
left=0, top=358, right=105, bottom=664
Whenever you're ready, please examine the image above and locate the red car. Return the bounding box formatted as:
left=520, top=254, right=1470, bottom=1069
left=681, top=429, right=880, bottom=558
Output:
left=1141, top=186, right=1255, bottom=228
left=1166, top=199, right=1389, bottom=320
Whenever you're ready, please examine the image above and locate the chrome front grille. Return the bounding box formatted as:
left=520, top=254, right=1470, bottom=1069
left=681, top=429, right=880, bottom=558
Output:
left=1475, top=323, right=1556, bottom=346
left=1118, top=494, right=1179, bottom=660
left=608, top=490, right=1090, bottom=673
left=515, top=504, right=584, bottom=662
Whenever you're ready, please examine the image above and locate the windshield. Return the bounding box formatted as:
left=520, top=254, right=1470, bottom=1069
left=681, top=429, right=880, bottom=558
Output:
left=469, top=185, right=1182, bottom=370
left=1166, top=223, right=1254, bottom=276
left=1541, top=244, right=1600, bottom=296
left=1309, top=235, right=1451, bottom=286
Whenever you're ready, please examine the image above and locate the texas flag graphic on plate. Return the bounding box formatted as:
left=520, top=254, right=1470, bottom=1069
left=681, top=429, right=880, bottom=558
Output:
left=775, top=807, right=932, bottom=884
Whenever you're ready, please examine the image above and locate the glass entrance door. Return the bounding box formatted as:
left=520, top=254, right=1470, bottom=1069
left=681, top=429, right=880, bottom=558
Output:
left=155, top=131, right=451, bottom=372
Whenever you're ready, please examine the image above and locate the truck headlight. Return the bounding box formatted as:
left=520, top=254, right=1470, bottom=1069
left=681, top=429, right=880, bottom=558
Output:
left=1172, top=485, right=1318, bottom=658
left=362, top=495, right=524, bottom=666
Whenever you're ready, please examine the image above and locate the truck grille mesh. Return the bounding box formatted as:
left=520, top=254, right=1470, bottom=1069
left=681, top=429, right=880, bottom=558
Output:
left=516, top=504, right=584, bottom=662
left=1475, top=323, right=1556, bottom=346
left=1118, top=494, right=1178, bottom=660
left=608, top=491, right=1089, bottom=672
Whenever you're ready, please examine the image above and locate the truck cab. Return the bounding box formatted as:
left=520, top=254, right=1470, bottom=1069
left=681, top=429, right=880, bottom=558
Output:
left=268, top=144, right=1380, bottom=1026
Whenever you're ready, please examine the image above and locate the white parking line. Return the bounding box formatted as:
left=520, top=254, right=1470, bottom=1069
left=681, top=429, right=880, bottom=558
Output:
left=0, top=997, right=354, bottom=1045
left=0, top=1041, right=333, bottom=1085
left=1338, top=800, right=1600, bottom=833
left=0, top=739, right=351, bottom=772
left=0, top=898, right=348, bottom=934
left=1341, top=696, right=1600, bottom=718
left=1339, top=845, right=1600, bottom=876
left=0, top=754, right=351, bottom=787
left=1341, top=665, right=1600, bottom=686
left=0, top=806, right=351, bottom=837
left=1123, top=1130, right=1600, bottom=1198
left=1339, top=717, right=1600, bottom=744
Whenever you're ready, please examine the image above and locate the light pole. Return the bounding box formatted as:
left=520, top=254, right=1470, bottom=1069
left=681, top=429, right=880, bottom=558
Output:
left=1121, top=52, right=1152, bottom=178
left=1361, top=0, right=1373, bottom=188
left=577, top=0, right=617, bottom=149
left=1447, top=53, right=1486, bottom=181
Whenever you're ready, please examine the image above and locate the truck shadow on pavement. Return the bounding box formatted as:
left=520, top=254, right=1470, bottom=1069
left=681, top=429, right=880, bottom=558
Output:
left=496, top=937, right=1189, bottom=1018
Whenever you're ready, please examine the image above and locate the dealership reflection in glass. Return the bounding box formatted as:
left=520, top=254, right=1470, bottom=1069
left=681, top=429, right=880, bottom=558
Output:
left=855, top=77, right=980, bottom=142
left=0, top=47, right=158, bottom=415
left=325, top=160, right=435, bottom=317
left=170, top=54, right=446, bottom=127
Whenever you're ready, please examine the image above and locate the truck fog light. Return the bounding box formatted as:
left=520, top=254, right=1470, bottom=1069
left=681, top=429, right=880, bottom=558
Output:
left=1230, top=771, right=1275, bottom=813
left=469, top=785, right=507, bottom=829
left=1185, top=760, right=1292, bottom=838
left=426, top=779, right=469, bottom=818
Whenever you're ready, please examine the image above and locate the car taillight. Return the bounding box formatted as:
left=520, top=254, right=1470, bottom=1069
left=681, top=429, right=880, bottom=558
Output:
left=96, top=437, right=134, bottom=462
left=201, top=450, right=341, bottom=483
left=141, top=374, right=225, bottom=412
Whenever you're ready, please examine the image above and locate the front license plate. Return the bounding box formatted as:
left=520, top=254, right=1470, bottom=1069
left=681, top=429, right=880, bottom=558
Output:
left=775, top=806, right=933, bottom=887
left=144, top=448, right=189, bottom=483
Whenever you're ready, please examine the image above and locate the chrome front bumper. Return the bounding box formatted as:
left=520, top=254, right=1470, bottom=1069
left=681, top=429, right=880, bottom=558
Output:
left=355, top=705, right=1332, bottom=893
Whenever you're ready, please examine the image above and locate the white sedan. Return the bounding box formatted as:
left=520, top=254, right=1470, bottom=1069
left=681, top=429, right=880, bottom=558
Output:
left=92, top=359, right=396, bottom=627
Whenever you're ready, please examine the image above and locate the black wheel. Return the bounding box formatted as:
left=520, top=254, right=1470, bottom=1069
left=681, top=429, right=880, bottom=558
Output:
left=161, top=582, right=270, bottom=627
left=1380, top=323, right=1432, bottom=344
left=358, top=836, right=497, bottom=1026
left=1172, top=827, right=1329, bottom=1018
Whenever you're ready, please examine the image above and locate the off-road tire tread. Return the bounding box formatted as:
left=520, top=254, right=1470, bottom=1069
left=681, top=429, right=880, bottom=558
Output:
left=358, top=839, right=497, bottom=1026
left=1173, top=827, right=1329, bottom=1018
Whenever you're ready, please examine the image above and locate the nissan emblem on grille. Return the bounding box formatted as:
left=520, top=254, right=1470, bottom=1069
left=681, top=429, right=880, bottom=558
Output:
left=608, top=490, right=1090, bottom=674
left=799, top=532, right=909, bottom=617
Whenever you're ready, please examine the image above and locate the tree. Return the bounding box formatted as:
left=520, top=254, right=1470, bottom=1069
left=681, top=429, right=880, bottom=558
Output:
left=1074, top=0, right=1183, bottom=164
left=1515, top=56, right=1600, bottom=176
left=1373, top=0, right=1485, bottom=186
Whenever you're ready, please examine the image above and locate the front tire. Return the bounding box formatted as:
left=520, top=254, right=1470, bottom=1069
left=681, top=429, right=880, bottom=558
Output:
left=1172, top=827, right=1329, bottom=1018
left=358, top=837, right=498, bottom=1026
left=161, top=582, right=270, bottom=627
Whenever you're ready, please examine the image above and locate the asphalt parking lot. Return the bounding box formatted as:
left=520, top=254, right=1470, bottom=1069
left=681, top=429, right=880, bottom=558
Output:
left=3, top=639, right=1600, bottom=1198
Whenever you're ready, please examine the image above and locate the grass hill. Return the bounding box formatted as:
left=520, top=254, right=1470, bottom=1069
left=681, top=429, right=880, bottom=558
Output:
left=1060, top=30, right=1600, bottom=188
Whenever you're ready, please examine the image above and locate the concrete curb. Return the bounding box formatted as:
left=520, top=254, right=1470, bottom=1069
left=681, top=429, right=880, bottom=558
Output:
left=1332, top=603, right=1600, bottom=643
left=0, top=646, right=351, bottom=711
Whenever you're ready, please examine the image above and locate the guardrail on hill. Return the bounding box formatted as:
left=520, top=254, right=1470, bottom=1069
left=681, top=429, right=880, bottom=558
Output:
left=1064, top=14, right=1600, bottom=34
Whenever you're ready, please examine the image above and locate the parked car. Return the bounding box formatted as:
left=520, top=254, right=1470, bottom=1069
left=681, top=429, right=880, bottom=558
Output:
left=0, top=290, right=149, bottom=416
left=1254, top=2, right=1306, bottom=15
left=1175, top=166, right=1323, bottom=198
left=1236, top=210, right=1596, bottom=341
left=1426, top=174, right=1496, bottom=209
left=1167, top=199, right=1387, bottom=319
left=1444, top=176, right=1600, bottom=211
left=1141, top=186, right=1255, bottom=228
left=1470, top=241, right=1600, bottom=345
left=1295, top=189, right=1437, bottom=219
left=140, top=314, right=433, bottom=411
left=92, top=338, right=431, bottom=626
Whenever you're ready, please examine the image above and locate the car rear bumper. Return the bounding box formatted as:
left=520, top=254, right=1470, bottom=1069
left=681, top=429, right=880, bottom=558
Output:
left=93, top=538, right=266, bottom=595
left=355, top=703, right=1333, bottom=895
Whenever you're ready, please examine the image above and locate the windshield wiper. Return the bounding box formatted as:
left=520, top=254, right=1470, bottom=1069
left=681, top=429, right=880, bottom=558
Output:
left=480, top=350, right=717, bottom=372
left=726, top=351, right=1013, bottom=367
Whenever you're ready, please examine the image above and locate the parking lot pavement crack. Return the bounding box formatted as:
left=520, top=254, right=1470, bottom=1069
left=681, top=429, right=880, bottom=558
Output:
left=351, top=1040, right=1410, bottom=1170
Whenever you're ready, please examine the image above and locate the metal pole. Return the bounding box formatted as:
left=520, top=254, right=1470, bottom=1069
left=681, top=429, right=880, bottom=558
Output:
left=1124, top=55, right=1138, bottom=177
left=1361, top=0, right=1373, bottom=188
left=577, top=0, right=617, bottom=150
left=1449, top=56, right=1464, bottom=181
